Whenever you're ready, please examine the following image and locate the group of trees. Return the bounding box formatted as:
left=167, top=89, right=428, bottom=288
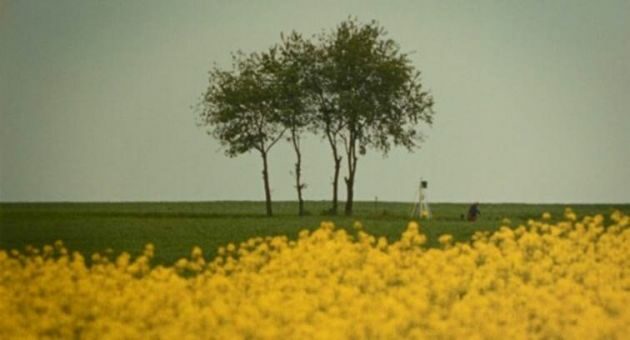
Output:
left=199, top=18, right=434, bottom=217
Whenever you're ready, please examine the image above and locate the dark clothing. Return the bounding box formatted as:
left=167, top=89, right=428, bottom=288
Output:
left=467, top=204, right=480, bottom=222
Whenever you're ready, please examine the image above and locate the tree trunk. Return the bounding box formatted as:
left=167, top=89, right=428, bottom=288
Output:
left=261, top=151, right=273, bottom=217
left=332, top=155, right=341, bottom=215
left=344, top=164, right=356, bottom=216
left=295, top=157, right=304, bottom=216
left=327, top=132, right=342, bottom=215
left=344, top=181, right=353, bottom=216
left=291, top=131, right=305, bottom=216
left=344, top=138, right=358, bottom=216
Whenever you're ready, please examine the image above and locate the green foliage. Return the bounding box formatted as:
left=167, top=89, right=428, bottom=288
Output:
left=201, top=51, right=286, bottom=157
left=316, top=17, right=435, bottom=155
left=269, top=31, right=316, bottom=133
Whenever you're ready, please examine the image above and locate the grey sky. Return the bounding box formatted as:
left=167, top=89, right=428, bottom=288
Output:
left=1, top=0, right=629, bottom=203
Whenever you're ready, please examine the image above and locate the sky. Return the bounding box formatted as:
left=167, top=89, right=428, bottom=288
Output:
left=1, top=0, right=629, bottom=203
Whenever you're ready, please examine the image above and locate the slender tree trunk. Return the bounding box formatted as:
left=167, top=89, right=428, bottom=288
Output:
left=327, top=132, right=342, bottom=215
left=290, top=131, right=305, bottom=216
left=261, top=151, right=273, bottom=217
left=344, top=139, right=358, bottom=216
left=344, top=179, right=353, bottom=215
left=332, top=154, right=341, bottom=215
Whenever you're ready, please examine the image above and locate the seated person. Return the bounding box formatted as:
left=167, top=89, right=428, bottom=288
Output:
left=467, top=203, right=480, bottom=222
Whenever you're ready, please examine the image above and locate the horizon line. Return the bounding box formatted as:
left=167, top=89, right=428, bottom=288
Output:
left=1, top=200, right=629, bottom=205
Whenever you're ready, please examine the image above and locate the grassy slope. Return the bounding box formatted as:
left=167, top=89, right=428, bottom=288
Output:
left=1, top=201, right=628, bottom=265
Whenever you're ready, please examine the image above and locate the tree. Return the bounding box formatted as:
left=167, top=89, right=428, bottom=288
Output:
left=199, top=18, right=434, bottom=217
left=261, top=32, right=315, bottom=216
left=200, top=52, right=286, bottom=217
left=306, top=33, right=346, bottom=215
left=317, top=18, right=435, bottom=215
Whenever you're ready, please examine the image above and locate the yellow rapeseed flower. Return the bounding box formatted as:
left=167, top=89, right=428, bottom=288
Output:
left=0, top=211, right=628, bottom=339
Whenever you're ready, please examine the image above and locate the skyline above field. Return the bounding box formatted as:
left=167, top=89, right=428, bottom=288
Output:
left=1, top=0, right=629, bottom=203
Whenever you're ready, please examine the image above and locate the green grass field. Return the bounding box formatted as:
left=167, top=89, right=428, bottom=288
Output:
left=1, top=201, right=628, bottom=265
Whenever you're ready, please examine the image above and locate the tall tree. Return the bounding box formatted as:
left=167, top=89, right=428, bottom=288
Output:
left=318, top=18, right=435, bottom=215
left=306, top=34, right=346, bottom=215
left=262, top=32, right=315, bottom=216
left=200, top=52, right=286, bottom=217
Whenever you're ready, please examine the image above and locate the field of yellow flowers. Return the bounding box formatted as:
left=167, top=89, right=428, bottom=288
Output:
left=1, top=208, right=628, bottom=339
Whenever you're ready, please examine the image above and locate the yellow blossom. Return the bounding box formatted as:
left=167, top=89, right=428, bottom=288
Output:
left=0, top=211, right=628, bottom=339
